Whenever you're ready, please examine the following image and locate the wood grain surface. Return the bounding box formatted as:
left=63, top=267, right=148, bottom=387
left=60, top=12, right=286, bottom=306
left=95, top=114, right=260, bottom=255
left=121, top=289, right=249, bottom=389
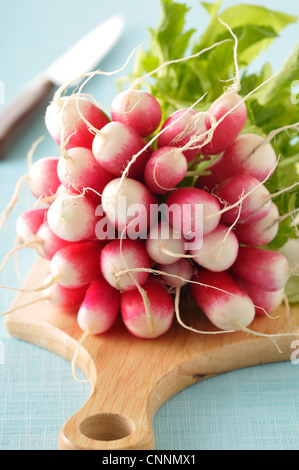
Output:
left=5, top=258, right=299, bottom=450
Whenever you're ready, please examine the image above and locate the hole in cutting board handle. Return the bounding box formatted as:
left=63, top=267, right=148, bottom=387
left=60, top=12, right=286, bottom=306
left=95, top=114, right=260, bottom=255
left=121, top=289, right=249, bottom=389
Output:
left=79, top=413, right=136, bottom=441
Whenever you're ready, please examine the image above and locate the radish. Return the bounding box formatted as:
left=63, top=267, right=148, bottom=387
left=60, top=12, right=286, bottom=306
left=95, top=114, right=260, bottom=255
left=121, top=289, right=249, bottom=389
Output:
left=57, top=147, right=113, bottom=199
left=45, top=95, right=110, bottom=150
left=144, top=146, right=188, bottom=194
left=47, top=192, right=98, bottom=242
left=234, top=201, right=279, bottom=246
left=41, top=274, right=88, bottom=311
left=101, top=177, right=157, bottom=235
left=231, top=246, right=290, bottom=292
left=191, top=268, right=255, bottom=331
left=100, top=238, right=151, bottom=291
left=0, top=216, right=77, bottom=275
left=236, top=278, right=285, bottom=316
left=194, top=158, right=226, bottom=192
left=92, top=121, right=152, bottom=180
left=165, top=186, right=221, bottom=240
left=145, top=221, right=186, bottom=265
left=157, top=108, right=207, bottom=162
left=189, top=223, right=239, bottom=272
left=94, top=204, right=119, bottom=241
left=214, top=174, right=272, bottom=225
left=77, top=279, right=120, bottom=335
left=2, top=275, right=89, bottom=318
left=36, top=221, right=77, bottom=260
left=201, top=91, right=247, bottom=155
left=36, top=183, right=72, bottom=206
left=16, top=208, right=48, bottom=244
left=56, top=183, right=71, bottom=196
left=50, top=241, right=103, bottom=289
left=157, top=258, right=194, bottom=287
left=120, top=281, right=174, bottom=338
left=110, top=89, right=162, bottom=137
left=217, top=133, right=276, bottom=181
left=28, top=157, right=61, bottom=200
left=0, top=157, right=62, bottom=232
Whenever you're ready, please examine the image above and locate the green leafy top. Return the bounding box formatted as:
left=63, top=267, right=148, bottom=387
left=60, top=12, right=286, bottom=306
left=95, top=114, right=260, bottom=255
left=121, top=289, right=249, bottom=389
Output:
left=120, top=0, right=299, bottom=303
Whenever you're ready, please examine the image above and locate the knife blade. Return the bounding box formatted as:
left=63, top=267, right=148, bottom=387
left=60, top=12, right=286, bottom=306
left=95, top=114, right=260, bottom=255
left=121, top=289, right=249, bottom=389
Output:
left=0, top=15, right=125, bottom=159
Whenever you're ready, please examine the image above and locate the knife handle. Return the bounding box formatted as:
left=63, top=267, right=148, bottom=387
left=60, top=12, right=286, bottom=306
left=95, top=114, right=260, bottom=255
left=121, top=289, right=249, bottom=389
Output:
left=0, top=75, right=54, bottom=159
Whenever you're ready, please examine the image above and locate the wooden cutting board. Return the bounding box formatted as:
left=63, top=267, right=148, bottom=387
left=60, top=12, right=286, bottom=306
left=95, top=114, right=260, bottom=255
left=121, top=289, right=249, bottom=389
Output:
left=5, top=257, right=299, bottom=450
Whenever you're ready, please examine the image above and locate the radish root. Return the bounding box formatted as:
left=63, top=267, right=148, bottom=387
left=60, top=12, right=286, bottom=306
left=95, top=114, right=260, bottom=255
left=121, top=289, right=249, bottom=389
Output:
left=115, top=266, right=279, bottom=320
left=0, top=174, right=31, bottom=232
left=118, top=226, right=155, bottom=334
left=0, top=237, right=40, bottom=273
left=0, top=296, right=47, bottom=317
left=0, top=274, right=59, bottom=293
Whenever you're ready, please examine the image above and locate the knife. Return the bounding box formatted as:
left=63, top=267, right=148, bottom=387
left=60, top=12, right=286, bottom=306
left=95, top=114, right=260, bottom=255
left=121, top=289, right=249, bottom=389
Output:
left=0, top=15, right=125, bottom=159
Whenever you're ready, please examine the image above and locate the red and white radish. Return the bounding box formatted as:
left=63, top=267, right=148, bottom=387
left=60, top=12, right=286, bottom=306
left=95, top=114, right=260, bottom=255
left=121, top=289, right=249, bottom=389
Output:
left=50, top=241, right=103, bottom=289
left=196, top=133, right=277, bottom=191
left=279, top=239, right=299, bottom=275
left=157, top=258, right=194, bottom=287
left=231, top=246, right=290, bottom=292
left=36, top=221, right=77, bottom=260
left=189, top=223, right=239, bottom=272
left=92, top=121, right=152, bottom=180
left=236, top=278, right=285, bottom=316
left=101, top=177, right=157, bottom=235
left=214, top=174, right=272, bottom=225
left=145, top=221, right=186, bottom=265
left=110, top=89, right=162, bottom=137
left=234, top=201, right=279, bottom=246
left=16, top=208, right=48, bottom=244
left=201, top=91, right=247, bottom=155
left=0, top=157, right=62, bottom=233
left=120, top=281, right=174, bottom=338
left=100, top=239, right=151, bottom=292
left=57, top=147, right=113, bottom=199
left=45, top=95, right=110, bottom=150
left=191, top=268, right=255, bottom=331
left=47, top=192, right=98, bottom=242
left=94, top=204, right=120, bottom=241
left=165, top=186, right=221, bottom=240
left=29, top=157, right=61, bottom=199
left=144, top=146, right=187, bottom=194
left=157, top=108, right=207, bottom=162
left=77, top=279, right=120, bottom=335
left=194, top=159, right=225, bottom=192
left=219, top=133, right=276, bottom=180
left=0, top=213, right=75, bottom=274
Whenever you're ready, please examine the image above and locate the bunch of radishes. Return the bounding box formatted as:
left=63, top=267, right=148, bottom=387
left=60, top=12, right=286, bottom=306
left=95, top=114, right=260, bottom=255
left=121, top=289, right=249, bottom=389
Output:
left=8, top=85, right=292, bottom=340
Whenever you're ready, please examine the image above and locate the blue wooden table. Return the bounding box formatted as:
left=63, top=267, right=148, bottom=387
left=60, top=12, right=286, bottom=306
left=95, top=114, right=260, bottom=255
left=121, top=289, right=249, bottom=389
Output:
left=0, top=0, right=299, bottom=450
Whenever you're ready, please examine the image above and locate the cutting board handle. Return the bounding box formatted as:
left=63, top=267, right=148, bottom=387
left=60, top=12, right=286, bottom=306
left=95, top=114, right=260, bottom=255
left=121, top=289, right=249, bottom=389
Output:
left=58, top=399, right=155, bottom=450
left=57, top=334, right=206, bottom=451
left=57, top=332, right=156, bottom=450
